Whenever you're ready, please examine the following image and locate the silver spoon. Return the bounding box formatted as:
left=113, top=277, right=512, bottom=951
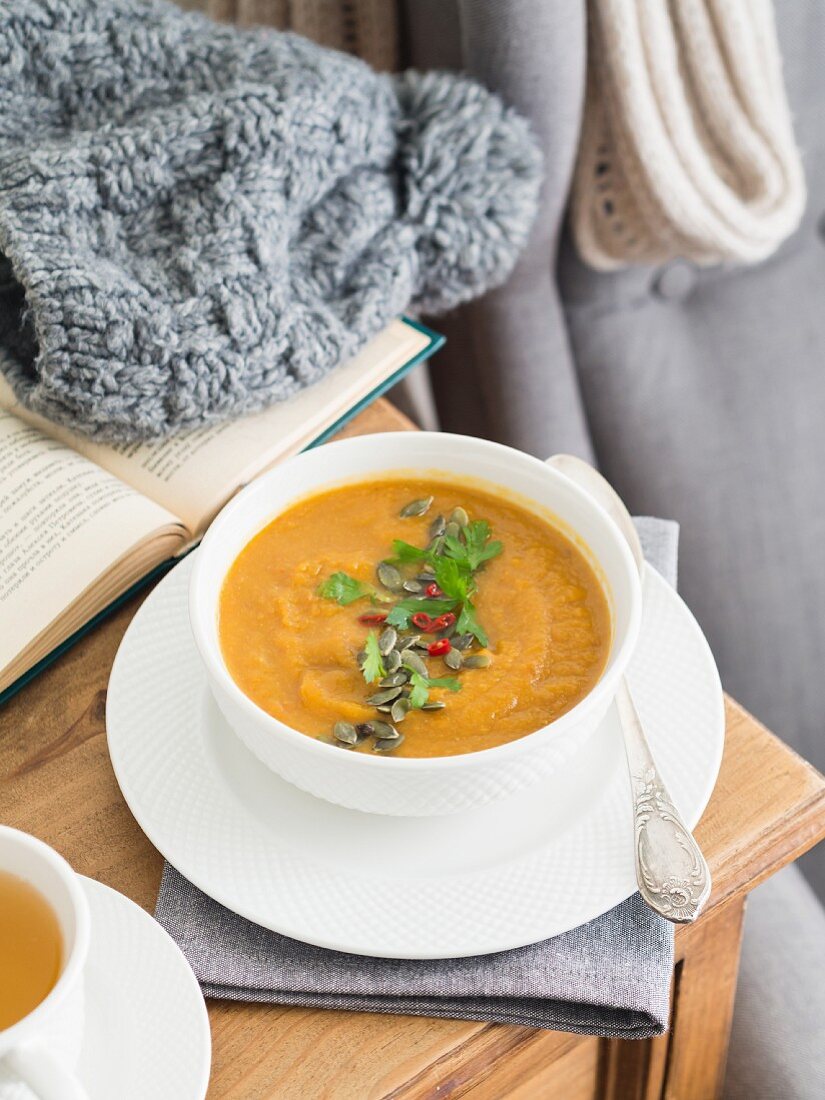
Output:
left=547, top=454, right=711, bottom=924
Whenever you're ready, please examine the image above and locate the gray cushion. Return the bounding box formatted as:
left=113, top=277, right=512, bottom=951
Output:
left=725, top=865, right=825, bottom=1099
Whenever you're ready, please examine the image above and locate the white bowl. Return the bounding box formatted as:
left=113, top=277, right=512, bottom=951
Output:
left=189, top=432, right=642, bottom=816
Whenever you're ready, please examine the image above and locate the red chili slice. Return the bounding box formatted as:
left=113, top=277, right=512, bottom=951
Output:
left=427, top=638, right=452, bottom=657
left=411, top=611, right=434, bottom=631
left=358, top=611, right=388, bottom=624
left=425, top=583, right=444, bottom=598
left=430, top=612, right=456, bottom=632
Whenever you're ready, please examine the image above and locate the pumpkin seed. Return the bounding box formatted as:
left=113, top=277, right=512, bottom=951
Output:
left=421, top=701, right=446, bottom=711
left=372, top=721, right=400, bottom=740
left=452, top=633, right=474, bottom=651
left=384, top=649, right=402, bottom=672
left=355, top=722, right=375, bottom=741
left=333, top=721, right=358, bottom=745
left=444, top=648, right=463, bottom=670
left=400, top=649, right=428, bottom=676
left=367, top=686, right=403, bottom=705
left=444, top=521, right=461, bottom=540
left=375, top=704, right=393, bottom=713
left=450, top=506, right=469, bottom=528
left=420, top=562, right=436, bottom=575
left=356, top=648, right=367, bottom=664
left=400, top=497, right=433, bottom=518
left=402, top=579, right=423, bottom=594
left=427, top=535, right=445, bottom=556
left=402, top=634, right=422, bottom=650
left=374, top=733, right=405, bottom=752
left=380, top=670, right=408, bottom=688
left=428, top=514, right=446, bottom=539
left=377, top=625, right=397, bottom=654
left=390, top=698, right=410, bottom=723
left=463, top=654, right=491, bottom=669
left=377, top=562, right=402, bottom=592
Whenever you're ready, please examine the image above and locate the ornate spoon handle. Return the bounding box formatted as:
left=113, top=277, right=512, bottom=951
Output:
left=615, top=678, right=711, bottom=923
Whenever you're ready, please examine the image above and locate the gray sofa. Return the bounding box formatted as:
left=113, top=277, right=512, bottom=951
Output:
left=403, top=2, right=825, bottom=1095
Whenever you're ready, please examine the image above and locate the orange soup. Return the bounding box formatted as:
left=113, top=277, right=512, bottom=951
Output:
left=218, top=478, right=611, bottom=758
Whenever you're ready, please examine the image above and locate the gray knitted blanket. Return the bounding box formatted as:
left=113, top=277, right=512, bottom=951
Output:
left=0, top=1, right=541, bottom=441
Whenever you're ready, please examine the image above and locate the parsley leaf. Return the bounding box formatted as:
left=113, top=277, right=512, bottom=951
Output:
left=443, top=534, right=466, bottom=561
left=432, top=556, right=473, bottom=602
left=425, top=675, right=462, bottom=692
left=408, top=672, right=430, bottom=708
left=408, top=671, right=462, bottom=709
left=385, top=597, right=458, bottom=629
left=318, top=572, right=373, bottom=606
left=360, top=631, right=386, bottom=684
left=456, top=600, right=489, bottom=647
left=445, top=520, right=503, bottom=572
left=318, top=572, right=391, bottom=606
left=391, top=539, right=432, bottom=564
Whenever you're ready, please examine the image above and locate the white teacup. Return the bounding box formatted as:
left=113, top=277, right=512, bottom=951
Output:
left=0, top=827, right=90, bottom=1100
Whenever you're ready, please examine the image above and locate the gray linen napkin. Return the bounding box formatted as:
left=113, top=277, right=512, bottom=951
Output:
left=155, top=518, right=679, bottom=1039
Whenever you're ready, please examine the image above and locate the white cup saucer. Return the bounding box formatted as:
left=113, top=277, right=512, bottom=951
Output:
left=75, top=878, right=210, bottom=1098
left=0, top=877, right=211, bottom=1099
left=107, top=553, right=724, bottom=959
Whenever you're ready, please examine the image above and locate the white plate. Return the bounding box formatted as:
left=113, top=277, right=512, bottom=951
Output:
left=107, top=554, right=724, bottom=959
left=76, top=877, right=210, bottom=1099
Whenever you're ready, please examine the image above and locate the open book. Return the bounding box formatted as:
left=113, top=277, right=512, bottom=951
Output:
left=0, top=318, right=441, bottom=700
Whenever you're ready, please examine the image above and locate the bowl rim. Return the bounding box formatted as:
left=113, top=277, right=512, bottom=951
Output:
left=189, top=431, right=643, bottom=771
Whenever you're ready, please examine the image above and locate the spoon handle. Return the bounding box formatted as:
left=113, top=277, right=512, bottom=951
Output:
left=615, top=678, right=711, bottom=923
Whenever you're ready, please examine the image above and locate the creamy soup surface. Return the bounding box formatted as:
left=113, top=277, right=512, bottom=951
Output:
left=218, top=478, right=612, bottom=758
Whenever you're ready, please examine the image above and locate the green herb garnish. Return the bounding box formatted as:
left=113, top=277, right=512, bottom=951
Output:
left=408, top=672, right=429, bottom=709
left=391, top=539, right=432, bottom=564
left=408, top=671, right=462, bottom=709
left=318, top=572, right=372, bottom=606
left=445, top=520, right=502, bottom=572
left=360, top=631, right=387, bottom=684
left=385, top=597, right=458, bottom=629
left=456, top=600, right=488, bottom=647
left=318, top=498, right=501, bottom=753
left=430, top=556, right=474, bottom=602
left=318, top=571, right=392, bottom=606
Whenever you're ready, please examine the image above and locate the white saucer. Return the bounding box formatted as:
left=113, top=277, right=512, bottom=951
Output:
left=107, top=554, right=724, bottom=959
left=76, top=877, right=210, bottom=1099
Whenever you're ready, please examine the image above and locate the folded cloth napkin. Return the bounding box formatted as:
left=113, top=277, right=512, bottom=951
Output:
left=0, top=0, right=541, bottom=443
left=155, top=518, right=679, bottom=1039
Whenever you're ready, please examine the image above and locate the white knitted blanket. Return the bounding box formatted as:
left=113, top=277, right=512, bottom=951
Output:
left=572, top=0, right=806, bottom=270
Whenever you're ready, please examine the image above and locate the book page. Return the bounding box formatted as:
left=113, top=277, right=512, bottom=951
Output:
left=0, top=320, right=431, bottom=535
left=0, top=411, right=185, bottom=673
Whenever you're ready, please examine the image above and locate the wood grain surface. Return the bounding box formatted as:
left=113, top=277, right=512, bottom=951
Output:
left=1, top=398, right=824, bottom=1099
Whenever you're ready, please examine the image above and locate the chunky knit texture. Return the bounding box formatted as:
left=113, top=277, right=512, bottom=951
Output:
left=0, top=0, right=541, bottom=441
left=572, top=0, right=805, bottom=270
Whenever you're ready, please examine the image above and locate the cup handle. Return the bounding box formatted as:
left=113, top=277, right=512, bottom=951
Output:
left=4, top=1043, right=89, bottom=1100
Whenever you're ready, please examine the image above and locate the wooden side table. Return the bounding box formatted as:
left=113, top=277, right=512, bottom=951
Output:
left=2, top=399, right=824, bottom=1099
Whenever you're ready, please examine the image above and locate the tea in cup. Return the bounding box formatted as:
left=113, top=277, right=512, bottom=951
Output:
left=0, top=827, right=89, bottom=1100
